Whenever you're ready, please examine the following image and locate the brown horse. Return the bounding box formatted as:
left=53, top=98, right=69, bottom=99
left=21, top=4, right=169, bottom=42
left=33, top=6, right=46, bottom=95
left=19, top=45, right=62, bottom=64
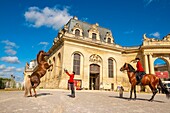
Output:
left=24, top=50, right=53, bottom=97
left=120, top=63, right=170, bottom=101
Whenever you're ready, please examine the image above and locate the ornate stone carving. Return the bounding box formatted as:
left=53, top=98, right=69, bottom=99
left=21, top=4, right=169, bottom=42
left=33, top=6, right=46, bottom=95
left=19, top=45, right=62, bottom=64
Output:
left=57, top=29, right=64, bottom=38
left=143, top=33, right=159, bottom=42
left=64, top=25, right=68, bottom=32
left=89, top=24, right=99, bottom=33
left=162, top=34, right=170, bottom=41
left=106, top=32, right=111, bottom=37
left=71, top=23, right=83, bottom=36
left=89, top=54, right=102, bottom=63
left=143, top=34, right=150, bottom=41
left=105, top=32, right=114, bottom=43
left=73, top=23, right=81, bottom=29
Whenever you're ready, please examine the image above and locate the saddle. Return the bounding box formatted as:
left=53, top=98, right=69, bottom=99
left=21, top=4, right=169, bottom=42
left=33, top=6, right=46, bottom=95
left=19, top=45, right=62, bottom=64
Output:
left=136, top=71, right=146, bottom=85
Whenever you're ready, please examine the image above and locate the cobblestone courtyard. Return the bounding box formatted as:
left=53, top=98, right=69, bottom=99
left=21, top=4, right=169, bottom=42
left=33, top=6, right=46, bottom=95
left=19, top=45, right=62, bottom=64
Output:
left=0, top=89, right=170, bottom=113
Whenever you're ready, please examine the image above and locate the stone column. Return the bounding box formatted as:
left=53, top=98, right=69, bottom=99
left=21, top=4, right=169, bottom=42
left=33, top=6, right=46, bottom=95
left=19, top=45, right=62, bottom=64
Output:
left=149, top=53, right=155, bottom=74
left=144, top=54, right=149, bottom=74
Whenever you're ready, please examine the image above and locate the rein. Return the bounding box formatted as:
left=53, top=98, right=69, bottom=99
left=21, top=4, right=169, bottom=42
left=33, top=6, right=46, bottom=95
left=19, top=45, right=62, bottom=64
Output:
left=127, top=64, right=136, bottom=72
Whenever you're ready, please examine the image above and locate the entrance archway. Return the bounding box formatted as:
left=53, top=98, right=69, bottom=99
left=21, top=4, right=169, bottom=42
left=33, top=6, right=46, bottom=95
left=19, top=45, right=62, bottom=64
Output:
left=89, top=64, right=100, bottom=90
left=154, top=58, right=169, bottom=80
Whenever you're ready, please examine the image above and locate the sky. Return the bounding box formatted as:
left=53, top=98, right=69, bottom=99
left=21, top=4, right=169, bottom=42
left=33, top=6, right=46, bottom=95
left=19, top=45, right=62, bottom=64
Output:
left=0, top=0, right=170, bottom=82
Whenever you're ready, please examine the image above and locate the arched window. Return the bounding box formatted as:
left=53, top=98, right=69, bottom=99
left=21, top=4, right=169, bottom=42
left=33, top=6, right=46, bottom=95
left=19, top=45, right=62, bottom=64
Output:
left=73, top=53, right=80, bottom=75
left=108, top=59, right=113, bottom=78
left=75, top=29, right=80, bottom=36
left=92, top=33, right=96, bottom=40
left=49, top=60, right=51, bottom=64
left=53, top=57, right=55, bottom=62
left=108, top=38, right=111, bottom=43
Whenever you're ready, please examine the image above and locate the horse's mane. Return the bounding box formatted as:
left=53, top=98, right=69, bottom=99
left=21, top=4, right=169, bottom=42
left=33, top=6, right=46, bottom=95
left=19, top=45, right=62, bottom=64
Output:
left=37, top=50, right=45, bottom=64
left=128, top=64, right=136, bottom=72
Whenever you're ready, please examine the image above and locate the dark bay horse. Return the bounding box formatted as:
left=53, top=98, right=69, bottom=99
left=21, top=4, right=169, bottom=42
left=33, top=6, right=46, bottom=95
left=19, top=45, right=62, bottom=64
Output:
left=24, top=50, right=53, bottom=97
left=120, top=63, right=170, bottom=101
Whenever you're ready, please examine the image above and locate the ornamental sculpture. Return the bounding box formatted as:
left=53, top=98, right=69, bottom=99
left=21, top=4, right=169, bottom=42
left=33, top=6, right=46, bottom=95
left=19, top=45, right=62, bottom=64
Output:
left=89, top=54, right=102, bottom=63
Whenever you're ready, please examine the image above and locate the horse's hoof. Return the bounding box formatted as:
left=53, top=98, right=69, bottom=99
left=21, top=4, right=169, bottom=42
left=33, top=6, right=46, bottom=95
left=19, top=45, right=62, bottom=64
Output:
left=128, top=98, right=132, bottom=101
left=148, top=99, right=153, bottom=102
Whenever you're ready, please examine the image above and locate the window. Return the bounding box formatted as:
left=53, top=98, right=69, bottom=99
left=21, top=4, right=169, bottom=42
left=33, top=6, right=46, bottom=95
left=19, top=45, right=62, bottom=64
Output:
left=108, top=38, right=111, bottom=43
left=75, top=29, right=80, bottom=36
left=92, top=33, right=96, bottom=40
left=49, top=60, right=51, bottom=64
left=108, top=59, right=114, bottom=78
left=73, top=53, right=80, bottom=75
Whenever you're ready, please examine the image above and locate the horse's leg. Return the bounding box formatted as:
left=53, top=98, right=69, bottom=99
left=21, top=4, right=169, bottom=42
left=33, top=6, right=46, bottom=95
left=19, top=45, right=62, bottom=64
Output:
left=134, top=85, right=137, bottom=100
left=33, top=88, right=37, bottom=98
left=45, top=63, right=53, bottom=71
left=129, top=85, right=133, bottom=100
left=29, top=88, right=32, bottom=97
left=24, top=87, right=28, bottom=97
left=149, top=84, right=158, bottom=101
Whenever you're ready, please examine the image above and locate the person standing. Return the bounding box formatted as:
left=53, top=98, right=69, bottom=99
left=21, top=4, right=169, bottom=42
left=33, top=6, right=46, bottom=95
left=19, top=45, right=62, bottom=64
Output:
left=64, top=69, right=75, bottom=98
left=119, top=86, right=124, bottom=98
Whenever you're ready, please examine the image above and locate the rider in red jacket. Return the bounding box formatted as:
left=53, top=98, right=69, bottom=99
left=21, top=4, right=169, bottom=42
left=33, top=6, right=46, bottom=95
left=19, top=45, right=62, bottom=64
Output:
left=136, top=59, right=144, bottom=72
left=134, top=58, right=146, bottom=84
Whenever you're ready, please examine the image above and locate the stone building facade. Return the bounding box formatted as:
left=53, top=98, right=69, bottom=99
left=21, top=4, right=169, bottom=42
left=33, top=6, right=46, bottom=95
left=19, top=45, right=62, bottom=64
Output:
left=24, top=16, right=170, bottom=91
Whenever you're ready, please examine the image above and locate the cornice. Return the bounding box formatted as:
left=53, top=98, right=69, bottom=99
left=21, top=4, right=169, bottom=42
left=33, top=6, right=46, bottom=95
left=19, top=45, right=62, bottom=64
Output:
left=48, top=33, right=142, bottom=55
left=62, top=35, right=124, bottom=52
left=140, top=45, right=170, bottom=49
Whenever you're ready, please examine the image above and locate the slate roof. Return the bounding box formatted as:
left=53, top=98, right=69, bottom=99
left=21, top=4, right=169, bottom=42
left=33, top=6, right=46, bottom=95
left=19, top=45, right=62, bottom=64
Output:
left=65, top=17, right=114, bottom=42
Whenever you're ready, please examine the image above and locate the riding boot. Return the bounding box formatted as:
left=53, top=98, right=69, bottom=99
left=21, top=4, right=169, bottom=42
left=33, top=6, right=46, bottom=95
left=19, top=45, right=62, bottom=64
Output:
left=136, top=76, right=140, bottom=85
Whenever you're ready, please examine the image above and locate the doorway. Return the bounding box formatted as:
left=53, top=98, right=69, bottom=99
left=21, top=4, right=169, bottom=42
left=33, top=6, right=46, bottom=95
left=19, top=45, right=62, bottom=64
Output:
left=89, top=64, right=100, bottom=90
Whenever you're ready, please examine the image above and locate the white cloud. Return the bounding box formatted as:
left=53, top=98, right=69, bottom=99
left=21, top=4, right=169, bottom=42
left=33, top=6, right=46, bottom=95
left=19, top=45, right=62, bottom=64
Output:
left=0, top=64, right=6, bottom=70
left=39, top=42, right=49, bottom=45
left=24, top=6, right=73, bottom=30
left=1, top=40, right=19, bottom=48
left=3, top=66, right=16, bottom=72
left=5, top=49, right=17, bottom=55
left=0, top=56, right=20, bottom=64
left=38, top=41, right=49, bottom=50
left=144, top=0, right=153, bottom=6
left=124, top=30, right=134, bottom=34
left=144, top=0, right=160, bottom=7
left=0, top=65, right=24, bottom=80
left=16, top=67, right=24, bottom=72
left=149, top=32, right=160, bottom=38
left=81, top=17, right=88, bottom=22
left=1, top=40, right=19, bottom=56
left=0, top=71, right=13, bottom=77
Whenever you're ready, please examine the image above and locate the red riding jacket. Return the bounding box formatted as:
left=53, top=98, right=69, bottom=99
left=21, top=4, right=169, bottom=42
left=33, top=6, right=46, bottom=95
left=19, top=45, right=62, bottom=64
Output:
left=66, top=72, right=74, bottom=83
left=136, top=61, right=144, bottom=72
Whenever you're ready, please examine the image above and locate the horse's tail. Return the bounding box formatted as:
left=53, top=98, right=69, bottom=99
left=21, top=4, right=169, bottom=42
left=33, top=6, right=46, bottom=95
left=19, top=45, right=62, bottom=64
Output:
left=159, top=79, right=170, bottom=99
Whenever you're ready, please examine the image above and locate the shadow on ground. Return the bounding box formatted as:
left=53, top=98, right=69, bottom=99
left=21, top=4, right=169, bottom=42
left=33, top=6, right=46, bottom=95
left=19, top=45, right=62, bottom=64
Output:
left=36, top=93, right=52, bottom=97
left=109, top=96, right=165, bottom=103
left=26, top=93, right=52, bottom=97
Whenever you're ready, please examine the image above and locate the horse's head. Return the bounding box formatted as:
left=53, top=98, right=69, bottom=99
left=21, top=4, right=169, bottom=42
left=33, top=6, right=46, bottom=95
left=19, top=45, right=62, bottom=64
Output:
left=120, top=63, right=128, bottom=72
left=37, top=50, right=50, bottom=64
left=39, top=50, right=50, bottom=56
left=120, top=63, right=136, bottom=72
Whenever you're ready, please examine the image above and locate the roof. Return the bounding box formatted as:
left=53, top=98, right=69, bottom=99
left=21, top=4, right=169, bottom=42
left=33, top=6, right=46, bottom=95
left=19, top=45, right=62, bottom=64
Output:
left=66, top=17, right=114, bottom=42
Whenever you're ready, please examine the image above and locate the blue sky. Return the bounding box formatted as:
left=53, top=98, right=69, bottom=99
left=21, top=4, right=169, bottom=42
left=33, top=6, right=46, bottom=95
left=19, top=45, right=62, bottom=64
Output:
left=0, top=0, right=170, bottom=82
